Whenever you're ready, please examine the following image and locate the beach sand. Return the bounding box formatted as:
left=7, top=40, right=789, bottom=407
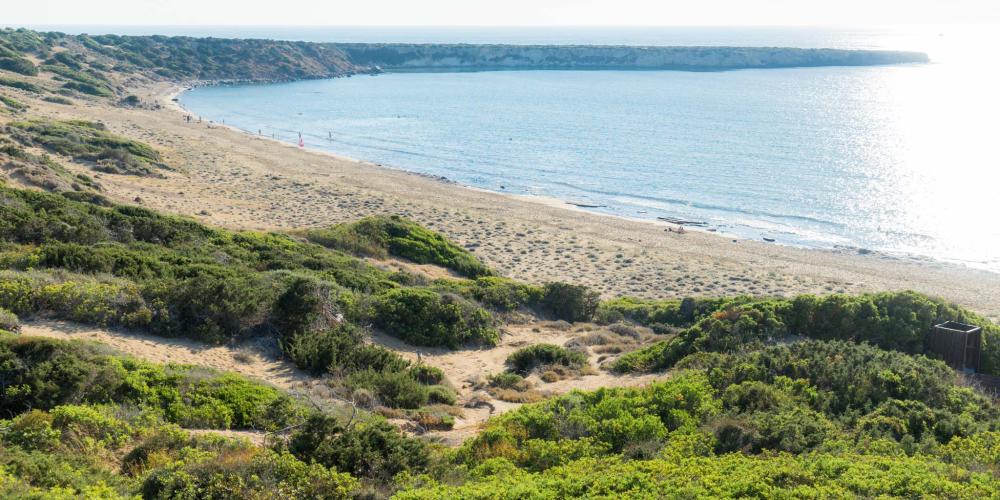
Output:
left=6, top=81, right=1000, bottom=320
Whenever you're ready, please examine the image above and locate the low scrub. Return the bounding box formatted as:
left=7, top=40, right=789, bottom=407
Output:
left=7, top=119, right=164, bottom=175
left=505, top=343, right=588, bottom=376
left=372, top=287, right=499, bottom=348
left=306, top=215, right=492, bottom=278
left=0, top=76, right=43, bottom=93
left=612, top=291, right=1000, bottom=375
left=0, top=56, right=38, bottom=76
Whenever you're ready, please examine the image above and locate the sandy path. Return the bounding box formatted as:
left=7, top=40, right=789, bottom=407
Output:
left=18, top=320, right=335, bottom=403
left=375, top=323, right=667, bottom=444
left=18, top=319, right=665, bottom=444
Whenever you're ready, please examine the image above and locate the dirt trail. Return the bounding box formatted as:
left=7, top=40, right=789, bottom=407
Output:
left=19, top=319, right=666, bottom=444
left=375, top=323, right=668, bottom=444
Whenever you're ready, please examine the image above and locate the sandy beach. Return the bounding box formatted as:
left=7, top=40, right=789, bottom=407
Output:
left=6, top=81, right=1000, bottom=321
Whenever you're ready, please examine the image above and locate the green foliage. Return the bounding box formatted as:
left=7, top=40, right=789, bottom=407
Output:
left=289, top=413, right=430, bottom=481
left=307, top=215, right=492, bottom=278
left=141, top=448, right=358, bottom=499
left=0, top=76, right=43, bottom=93
left=505, top=343, right=587, bottom=375
left=538, top=282, right=600, bottom=322
left=0, top=336, right=300, bottom=430
left=0, top=307, right=18, bottom=332
left=41, top=64, right=114, bottom=97
left=613, top=291, right=1000, bottom=375
left=7, top=119, right=163, bottom=175
left=372, top=287, right=499, bottom=348
left=0, top=94, right=27, bottom=112
left=41, top=95, right=73, bottom=105
left=397, top=452, right=1000, bottom=499
left=0, top=57, right=38, bottom=76
left=596, top=296, right=731, bottom=328
left=469, top=276, right=543, bottom=312
left=3, top=410, right=61, bottom=451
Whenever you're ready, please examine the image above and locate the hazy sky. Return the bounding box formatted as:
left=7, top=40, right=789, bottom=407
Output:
left=5, top=0, right=999, bottom=26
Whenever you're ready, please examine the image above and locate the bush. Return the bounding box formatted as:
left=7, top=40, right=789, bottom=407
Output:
left=0, top=336, right=301, bottom=431
left=505, top=343, right=587, bottom=376
left=3, top=410, right=61, bottom=451
left=307, top=215, right=492, bottom=278
left=289, top=413, right=430, bottom=481
left=141, top=448, right=358, bottom=499
left=372, top=288, right=498, bottom=348
left=596, top=296, right=729, bottom=327
left=612, top=291, right=1000, bottom=376
left=539, top=282, right=600, bottom=322
left=7, top=120, right=163, bottom=175
left=0, top=307, right=19, bottom=332
left=471, top=277, right=543, bottom=312
left=0, top=56, right=38, bottom=76
left=0, top=94, right=26, bottom=112
left=0, top=76, right=43, bottom=93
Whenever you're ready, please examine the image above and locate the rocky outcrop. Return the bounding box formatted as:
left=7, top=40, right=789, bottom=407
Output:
left=335, top=44, right=929, bottom=72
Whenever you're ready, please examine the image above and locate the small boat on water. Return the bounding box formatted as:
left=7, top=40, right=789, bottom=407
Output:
left=763, top=237, right=776, bottom=242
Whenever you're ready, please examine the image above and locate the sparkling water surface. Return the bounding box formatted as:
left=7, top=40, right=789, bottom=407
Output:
left=175, top=26, right=1000, bottom=272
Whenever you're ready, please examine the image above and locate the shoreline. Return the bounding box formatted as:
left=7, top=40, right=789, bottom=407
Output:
left=170, top=82, right=997, bottom=277
left=13, top=80, right=1000, bottom=320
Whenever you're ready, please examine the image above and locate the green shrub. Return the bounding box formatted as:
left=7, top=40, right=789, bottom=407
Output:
left=0, top=336, right=301, bottom=431
left=539, top=282, right=600, bottom=322
left=0, top=76, right=43, bottom=93
left=471, top=276, right=543, bottom=312
left=307, top=215, right=492, bottom=278
left=7, top=120, right=163, bottom=175
left=612, top=291, right=1000, bottom=376
left=3, top=410, right=61, bottom=451
left=42, top=95, right=72, bottom=105
left=596, top=296, right=729, bottom=327
left=0, top=307, right=19, bottom=332
left=488, top=372, right=527, bottom=390
left=0, top=94, right=27, bottom=112
left=505, top=343, right=587, bottom=375
left=372, top=288, right=498, bottom=348
left=289, top=413, right=430, bottom=481
left=410, top=364, right=445, bottom=385
left=0, top=56, right=38, bottom=76
left=50, top=404, right=131, bottom=447
left=397, top=452, right=1000, bottom=499
left=141, top=448, right=358, bottom=499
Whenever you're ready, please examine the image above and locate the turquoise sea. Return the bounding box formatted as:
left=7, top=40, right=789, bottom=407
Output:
left=172, top=26, right=1000, bottom=272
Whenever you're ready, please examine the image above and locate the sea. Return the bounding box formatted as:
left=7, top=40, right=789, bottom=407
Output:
left=37, top=25, right=1000, bottom=272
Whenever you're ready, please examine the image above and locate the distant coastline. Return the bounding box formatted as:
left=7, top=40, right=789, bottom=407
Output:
left=335, top=44, right=929, bottom=73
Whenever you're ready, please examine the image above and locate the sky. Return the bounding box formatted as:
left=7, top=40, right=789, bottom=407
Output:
left=4, top=0, right=1000, bottom=27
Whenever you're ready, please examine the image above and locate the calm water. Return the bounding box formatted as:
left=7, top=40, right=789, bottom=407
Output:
left=177, top=26, right=1000, bottom=272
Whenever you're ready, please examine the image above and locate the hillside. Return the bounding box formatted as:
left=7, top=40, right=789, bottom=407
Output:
left=1, top=26, right=998, bottom=500
left=336, top=44, right=930, bottom=72
left=0, top=182, right=998, bottom=498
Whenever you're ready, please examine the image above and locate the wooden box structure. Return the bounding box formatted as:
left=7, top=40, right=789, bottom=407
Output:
left=927, top=321, right=982, bottom=372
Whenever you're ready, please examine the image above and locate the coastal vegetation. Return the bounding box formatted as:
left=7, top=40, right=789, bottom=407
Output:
left=6, top=119, right=165, bottom=175
left=0, top=335, right=426, bottom=498
left=306, top=215, right=493, bottom=278
left=401, top=342, right=999, bottom=497
left=605, top=292, right=1000, bottom=375
left=0, top=25, right=997, bottom=499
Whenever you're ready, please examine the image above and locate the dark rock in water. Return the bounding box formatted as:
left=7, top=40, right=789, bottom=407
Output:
left=858, top=248, right=873, bottom=255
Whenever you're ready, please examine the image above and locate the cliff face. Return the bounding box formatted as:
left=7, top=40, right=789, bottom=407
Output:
left=335, top=44, right=930, bottom=72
